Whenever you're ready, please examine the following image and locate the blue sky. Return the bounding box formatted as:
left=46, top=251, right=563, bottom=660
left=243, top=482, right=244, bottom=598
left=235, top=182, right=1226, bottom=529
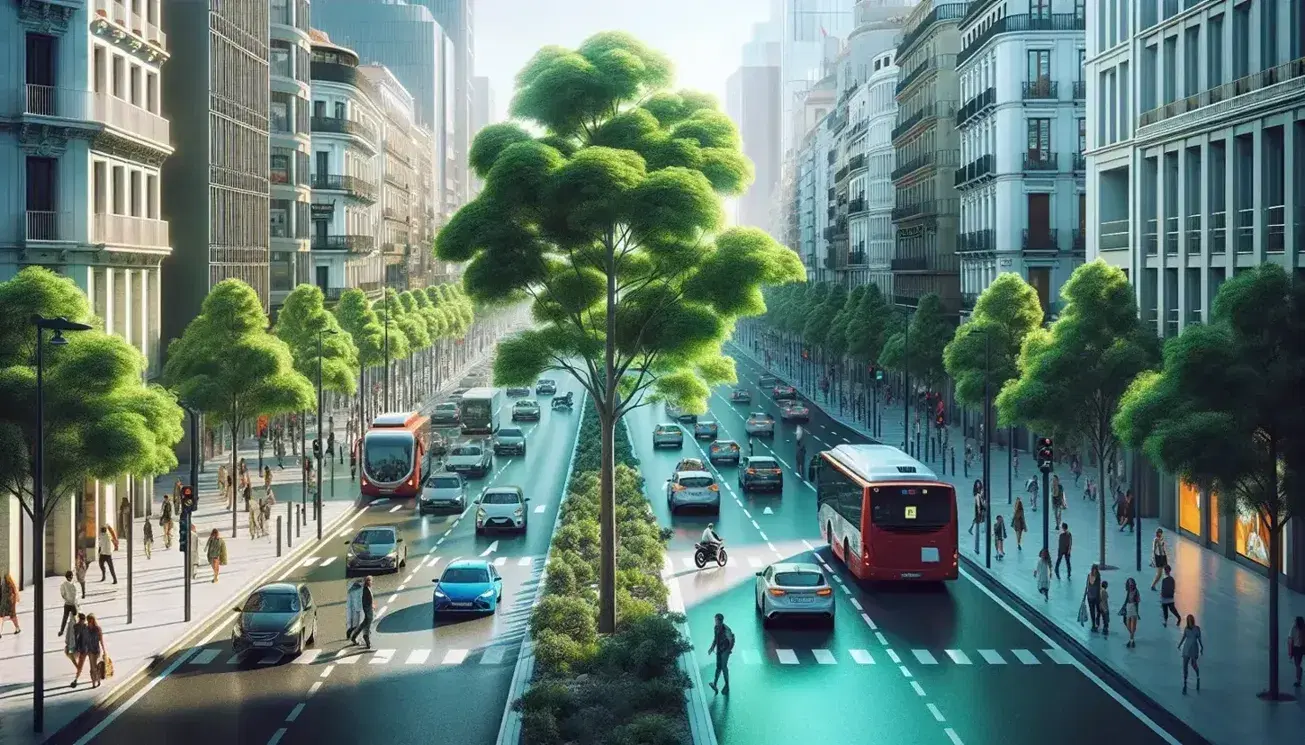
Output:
left=474, top=0, right=772, bottom=121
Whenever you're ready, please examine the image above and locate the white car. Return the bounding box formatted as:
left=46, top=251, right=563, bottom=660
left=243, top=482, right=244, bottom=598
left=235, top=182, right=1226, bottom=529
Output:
left=666, top=471, right=720, bottom=513
left=475, top=486, right=529, bottom=534
left=419, top=472, right=467, bottom=512
left=754, top=562, right=835, bottom=626
left=744, top=412, right=775, bottom=437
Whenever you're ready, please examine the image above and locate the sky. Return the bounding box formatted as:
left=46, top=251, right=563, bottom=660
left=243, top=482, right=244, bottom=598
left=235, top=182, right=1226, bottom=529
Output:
left=474, top=0, right=773, bottom=123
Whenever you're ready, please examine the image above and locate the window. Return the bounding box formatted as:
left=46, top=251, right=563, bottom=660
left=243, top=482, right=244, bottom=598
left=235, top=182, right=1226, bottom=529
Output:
left=334, top=101, right=346, bottom=120
left=270, top=92, right=291, bottom=133
left=1179, top=480, right=1202, bottom=535
left=270, top=149, right=291, bottom=184
left=1027, top=118, right=1051, bottom=160
left=270, top=42, right=292, bottom=79
left=1074, top=0, right=1085, bottom=20
left=1078, top=118, right=1086, bottom=154
left=1030, top=0, right=1051, bottom=20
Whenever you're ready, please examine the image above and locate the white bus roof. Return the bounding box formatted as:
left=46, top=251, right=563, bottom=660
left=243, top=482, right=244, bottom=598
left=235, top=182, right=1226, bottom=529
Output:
left=826, top=444, right=939, bottom=483
left=372, top=412, right=416, bottom=427
left=461, top=387, right=498, bottom=399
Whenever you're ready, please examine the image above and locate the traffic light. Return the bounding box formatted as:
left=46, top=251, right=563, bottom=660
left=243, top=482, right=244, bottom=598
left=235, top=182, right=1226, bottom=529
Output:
left=1036, top=437, right=1054, bottom=472
left=180, top=485, right=195, bottom=512
left=312, top=439, right=321, bottom=458
left=875, top=367, right=884, bottom=382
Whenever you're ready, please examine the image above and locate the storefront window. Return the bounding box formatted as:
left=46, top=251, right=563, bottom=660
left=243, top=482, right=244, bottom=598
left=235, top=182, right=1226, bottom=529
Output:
left=1235, top=505, right=1271, bottom=566
left=1209, top=489, right=1219, bottom=545
left=1179, top=480, right=1202, bottom=535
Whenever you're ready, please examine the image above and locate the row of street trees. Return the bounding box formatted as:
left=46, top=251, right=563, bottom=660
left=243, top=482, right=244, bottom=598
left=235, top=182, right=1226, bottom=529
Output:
left=754, top=259, right=1305, bottom=699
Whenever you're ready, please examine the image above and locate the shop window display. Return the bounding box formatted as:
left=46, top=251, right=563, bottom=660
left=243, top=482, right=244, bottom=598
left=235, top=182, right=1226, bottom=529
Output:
left=1235, top=506, right=1288, bottom=572
left=1179, top=480, right=1202, bottom=535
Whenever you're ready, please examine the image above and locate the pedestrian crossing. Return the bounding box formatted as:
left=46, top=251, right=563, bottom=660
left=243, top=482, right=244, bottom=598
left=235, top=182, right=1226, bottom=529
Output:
left=735, top=647, right=1073, bottom=668
left=187, top=644, right=519, bottom=669
left=297, top=554, right=542, bottom=569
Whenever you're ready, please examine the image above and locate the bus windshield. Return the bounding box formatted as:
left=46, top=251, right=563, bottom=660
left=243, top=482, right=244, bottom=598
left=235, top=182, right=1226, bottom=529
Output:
left=460, top=399, right=491, bottom=424
left=870, top=485, right=953, bottom=530
left=363, top=432, right=414, bottom=483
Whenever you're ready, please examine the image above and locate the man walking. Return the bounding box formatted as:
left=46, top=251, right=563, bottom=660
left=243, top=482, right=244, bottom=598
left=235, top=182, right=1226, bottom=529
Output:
left=57, top=571, right=79, bottom=635
left=1160, top=565, right=1181, bottom=627
left=1055, top=522, right=1073, bottom=580
left=97, top=526, right=118, bottom=584
left=707, top=612, right=734, bottom=696
left=347, top=576, right=376, bottom=649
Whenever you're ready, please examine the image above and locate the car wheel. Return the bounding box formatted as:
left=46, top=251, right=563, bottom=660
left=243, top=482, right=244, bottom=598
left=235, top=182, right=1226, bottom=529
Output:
left=400, top=551, right=407, bottom=569
left=521, top=445, right=527, bottom=456
left=307, top=615, right=317, bottom=645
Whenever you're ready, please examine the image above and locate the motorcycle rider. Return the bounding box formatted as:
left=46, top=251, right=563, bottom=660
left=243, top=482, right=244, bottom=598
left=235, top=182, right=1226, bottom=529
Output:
left=701, top=523, right=723, bottom=557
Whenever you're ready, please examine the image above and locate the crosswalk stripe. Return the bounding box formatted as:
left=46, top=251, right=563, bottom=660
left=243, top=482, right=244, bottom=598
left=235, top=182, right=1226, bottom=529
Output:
left=370, top=649, right=395, bottom=664
left=740, top=649, right=762, bottom=665
left=518, top=556, right=533, bottom=566
left=300, top=557, right=319, bottom=567
left=813, top=649, right=836, bottom=665
left=1043, top=648, right=1074, bottom=665
left=292, top=649, right=322, bottom=665
left=977, top=649, right=1006, bottom=664
left=776, top=649, right=799, bottom=664
left=405, top=649, right=430, bottom=665
left=747, top=556, right=763, bottom=568
left=1012, top=649, right=1040, bottom=665
left=493, top=557, right=507, bottom=566
left=335, top=652, right=360, bottom=664
left=533, top=504, right=546, bottom=513
left=481, top=647, right=507, bottom=665
left=912, top=649, right=938, bottom=665
left=945, top=650, right=972, bottom=665
left=319, top=557, right=336, bottom=567
left=190, top=649, right=221, bottom=665
left=849, top=649, right=874, bottom=664
left=442, top=649, right=468, bottom=665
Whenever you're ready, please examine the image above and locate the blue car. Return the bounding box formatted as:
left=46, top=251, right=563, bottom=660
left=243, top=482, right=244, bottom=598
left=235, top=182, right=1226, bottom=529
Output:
left=432, top=559, right=503, bottom=621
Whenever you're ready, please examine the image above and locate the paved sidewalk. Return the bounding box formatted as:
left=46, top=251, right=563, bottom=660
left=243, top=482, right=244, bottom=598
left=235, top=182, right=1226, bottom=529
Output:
left=730, top=339, right=1305, bottom=745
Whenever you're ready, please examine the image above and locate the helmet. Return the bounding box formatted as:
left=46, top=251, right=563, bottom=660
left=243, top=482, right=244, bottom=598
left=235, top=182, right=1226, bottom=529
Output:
left=706, top=522, right=714, bottom=530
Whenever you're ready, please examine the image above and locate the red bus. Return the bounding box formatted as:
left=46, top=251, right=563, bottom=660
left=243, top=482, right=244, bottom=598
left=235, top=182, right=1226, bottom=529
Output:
left=359, top=412, right=431, bottom=498
left=815, top=444, right=958, bottom=581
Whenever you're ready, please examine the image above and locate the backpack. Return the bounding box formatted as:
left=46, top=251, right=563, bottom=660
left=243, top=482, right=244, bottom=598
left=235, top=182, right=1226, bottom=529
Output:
left=721, top=625, right=735, bottom=653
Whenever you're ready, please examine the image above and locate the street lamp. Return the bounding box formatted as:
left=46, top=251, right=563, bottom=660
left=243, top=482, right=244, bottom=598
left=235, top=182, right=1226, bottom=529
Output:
left=982, top=326, right=993, bottom=569
left=382, top=296, right=390, bottom=412
left=316, top=327, right=337, bottom=540
left=31, top=315, right=91, bottom=733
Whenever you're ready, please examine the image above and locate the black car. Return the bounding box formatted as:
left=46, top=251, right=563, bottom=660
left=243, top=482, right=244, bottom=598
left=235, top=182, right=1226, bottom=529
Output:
left=431, top=402, right=460, bottom=425
left=738, top=456, right=784, bottom=492
left=230, top=582, right=318, bottom=658
left=536, top=379, right=557, bottom=395
left=506, top=386, right=531, bottom=397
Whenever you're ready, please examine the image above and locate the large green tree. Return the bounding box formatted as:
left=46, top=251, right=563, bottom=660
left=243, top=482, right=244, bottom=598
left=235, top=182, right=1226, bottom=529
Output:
left=1113, top=263, right=1305, bottom=700
left=879, top=293, right=952, bottom=395
left=165, top=279, right=315, bottom=506
left=845, top=283, right=893, bottom=369
left=275, top=285, right=359, bottom=396
left=334, top=289, right=385, bottom=425
left=0, top=267, right=184, bottom=531
left=435, top=32, right=803, bottom=633
left=998, top=260, right=1159, bottom=565
left=944, top=274, right=1044, bottom=409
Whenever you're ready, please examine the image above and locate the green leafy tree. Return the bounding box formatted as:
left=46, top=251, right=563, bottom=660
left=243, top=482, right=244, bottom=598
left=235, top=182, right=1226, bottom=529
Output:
left=334, top=289, right=385, bottom=423
left=165, top=279, right=315, bottom=496
left=997, top=260, right=1160, bottom=565
left=845, top=283, right=892, bottom=368
left=435, top=32, right=803, bottom=633
left=879, top=294, right=952, bottom=395
left=1114, top=263, right=1305, bottom=701
left=804, top=283, right=846, bottom=352
left=827, top=285, right=864, bottom=362
left=274, top=285, right=359, bottom=396
left=0, top=267, right=184, bottom=531
left=944, top=274, right=1044, bottom=409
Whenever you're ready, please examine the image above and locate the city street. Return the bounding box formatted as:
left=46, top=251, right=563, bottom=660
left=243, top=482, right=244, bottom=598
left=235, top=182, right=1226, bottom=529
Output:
left=627, top=358, right=1188, bottom=745
left=45, top=375, right=585, bottom=745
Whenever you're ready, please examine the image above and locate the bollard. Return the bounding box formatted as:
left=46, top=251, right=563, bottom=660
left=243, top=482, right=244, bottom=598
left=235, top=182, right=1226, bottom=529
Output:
left=277, top=516, right=283, bottom=557
left=296, top=505, right=302, bottom=538
left=287, top=502, right=293, bottom=549
left=951, top=448, right=956, bottom=478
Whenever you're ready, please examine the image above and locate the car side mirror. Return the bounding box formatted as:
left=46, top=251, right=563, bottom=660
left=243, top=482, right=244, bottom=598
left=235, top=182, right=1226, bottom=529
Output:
left=343, top=541, right=350, bottom=546
left=755, top=572, right=763, bottom=577
left=233, top=607, right=243, bottom=613
left=397, top=538, right=404, bottom=543
left=524, top=497, right=531, bottom=502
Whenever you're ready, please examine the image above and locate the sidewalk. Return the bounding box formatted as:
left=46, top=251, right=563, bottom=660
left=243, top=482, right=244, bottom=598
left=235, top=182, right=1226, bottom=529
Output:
left=730, top=339, right=1305, bottom=745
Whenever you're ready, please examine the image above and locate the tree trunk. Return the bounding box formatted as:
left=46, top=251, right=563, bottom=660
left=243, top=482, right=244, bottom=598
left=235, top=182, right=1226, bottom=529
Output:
left=598, top=230, right=618, bottom=636
left=1098, top=448, right=1108, bottom=567
left=1264, top=434, right=1282, bottom=700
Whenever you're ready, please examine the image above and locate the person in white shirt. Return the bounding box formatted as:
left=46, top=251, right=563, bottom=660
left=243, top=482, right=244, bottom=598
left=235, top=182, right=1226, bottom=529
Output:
left=96, top=527, right=117, bottom=584
left=57, top=571, right=79, bottom=635
left=701, top=523, right=722, bottom=554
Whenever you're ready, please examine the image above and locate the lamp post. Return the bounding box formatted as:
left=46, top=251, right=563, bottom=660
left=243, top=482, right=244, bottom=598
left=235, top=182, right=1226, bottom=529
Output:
left=316, top=327, right=336, bottom=541
left=983, top=326, right=992, bottom=569
left=382, top=296, right=390, bottom=412
left=31, top=315, right=91, bottom=733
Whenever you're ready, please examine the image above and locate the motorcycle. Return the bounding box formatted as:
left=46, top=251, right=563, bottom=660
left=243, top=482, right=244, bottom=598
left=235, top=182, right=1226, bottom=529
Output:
left=693, top=541, right=728, bottom=568
left=551, top=393, right=574, bottom=411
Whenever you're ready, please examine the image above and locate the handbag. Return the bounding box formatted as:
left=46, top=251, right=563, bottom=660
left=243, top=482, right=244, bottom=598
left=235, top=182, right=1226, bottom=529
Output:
left=102, top=654, right=114, bottom=678
left=1076, top=591, right=1089, bottom=625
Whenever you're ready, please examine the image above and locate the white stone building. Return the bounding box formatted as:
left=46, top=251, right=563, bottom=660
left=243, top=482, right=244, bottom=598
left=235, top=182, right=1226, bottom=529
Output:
left=863, top=53, right=901, bottom=294
left=269, top=0, right=314, bottom=311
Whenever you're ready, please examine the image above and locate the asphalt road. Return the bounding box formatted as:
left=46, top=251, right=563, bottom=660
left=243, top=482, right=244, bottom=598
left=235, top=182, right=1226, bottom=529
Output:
left=52, top=373, right=584, bottom=745
left=626, top=347, right=1184, bottom=745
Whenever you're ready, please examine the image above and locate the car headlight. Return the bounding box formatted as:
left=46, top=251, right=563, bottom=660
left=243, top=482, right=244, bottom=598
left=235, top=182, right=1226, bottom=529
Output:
left=434, top=588, right=447, bottom=599
left=513, top=507, right=524, bottom=517
left=285, top=621, right=302, bottom=636
left=479, top=588, right=496, bottom=598
left=477, top=508, right=487, bottom=520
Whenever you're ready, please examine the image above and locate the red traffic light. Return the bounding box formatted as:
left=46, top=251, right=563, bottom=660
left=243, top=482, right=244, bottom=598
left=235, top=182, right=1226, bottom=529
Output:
left=1037, top=437, right=1053, bottom=448
left=180, top=485, right=195, bottom=511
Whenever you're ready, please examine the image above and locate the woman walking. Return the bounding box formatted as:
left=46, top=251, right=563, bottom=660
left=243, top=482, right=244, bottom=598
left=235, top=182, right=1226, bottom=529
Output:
left=1150, top=529, right=1169, bottom=590
left=1034, top=548, right=1052, bottom=600
left=1288, top=616, right=1305, bottom=688
left=141, top=516, right=154, bottom=560
left=217, top=464, right=229, bottom=509
left=345, top=578, right=364, bottom=639
left=0, top=573, right=20, bottom=635
left=206, top=529, right=227, bottom=583
left=968, top=480, right=985, bottom=536
left=1085, top=565, right=1102, bottom=632
left=75, top=550, right=88, bottom=598
left=263, top=465, right=273, bottom=492
left=1011, top=498, right=1027, bottom=551
left=993, top=514, right=1007, bottom=560
left=159, top=496, right=174, bottom=549
left=1051, top=475, right=1067, bottom=527
left=84, top=614, right=106, bottom=688
left=1120, top=577, right=1141, bottom=647
left=1178, top=614, right=1203, bottom=693
left=247, top=493, right=260, bottom=538
left=65, top=612, right=87, bottom=687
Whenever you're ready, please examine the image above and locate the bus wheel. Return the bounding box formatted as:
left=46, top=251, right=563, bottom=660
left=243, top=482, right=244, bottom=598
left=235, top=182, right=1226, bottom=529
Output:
left=825, top=522, right=833, bottom=547
left=843, top=539, right=851, bottom=566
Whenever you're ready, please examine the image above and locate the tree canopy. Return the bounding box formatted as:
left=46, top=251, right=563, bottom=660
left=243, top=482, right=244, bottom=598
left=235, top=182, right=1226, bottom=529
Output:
left=274, top=285, right=359, bottom=396
left=845, top=283, right=893, bottom=366
left=0, top=267, right=184, bottom=520
left=879, top=293, right=952, bottom=393
left=944, top=274, right=1044, bottom=409
left=334, top=289, right=386, bottom=371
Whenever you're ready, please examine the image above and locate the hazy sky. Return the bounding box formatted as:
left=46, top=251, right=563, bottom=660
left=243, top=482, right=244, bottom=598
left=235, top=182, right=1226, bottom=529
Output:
left=474, top=0, right=772, bottom=122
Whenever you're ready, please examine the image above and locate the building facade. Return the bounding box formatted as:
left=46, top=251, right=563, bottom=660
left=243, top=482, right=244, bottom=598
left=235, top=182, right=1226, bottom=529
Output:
left=793, top=80, right=837, bottom=280
left=470, top=74, right=493, bottom=194
left=419, top=0, right=473, bottom=210
left=361, top=64, right=425, bottom=292
left=308, top=32, right=384, bottom=302
left=1, top=0, right=172, bottom=583
left=269, top=0, right=314, bottom=311
left=862, top=53, right=900, bottom=294
left=726, top=65, right=782, bottom=235
left=955, top=0, right=1087, bottom=317
left=1086, top=0, right=1305, bottom=586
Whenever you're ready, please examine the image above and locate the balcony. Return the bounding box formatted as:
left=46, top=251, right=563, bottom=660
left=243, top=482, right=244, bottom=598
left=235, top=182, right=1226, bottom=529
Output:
left=846, top=248, right=867, bottom=266
left=1073, top=229, right=1086, bottom=254
left=1137, top=56, right=1305, bottom=130
left=957, top=14, right=1087, bottom=67
left=93, top=214, right=170, bottom=248
left=896, top=58, right=935, bottom=95
left=891, top=153, right=934, bottom=181
left=960, top=292, right=979, bottom=311
left=891, top=106, right=926, bottom=141
left=23, top=211, right=72, bottom=242
left=849, top=154, right=866, bottom=171
left=958, top=229, right=994, bottom=254
left=1073, top=80, right=1087, bottom=100
left=312, top=235, right=375, bottom=253
left=310, top=59, right=380, bottom=101
left=954, top=154, right=994, bottom=188
left=897, top=2, right=968, bottom=57
left=1023, top=229, right=1059, bottom=252
left=1099, top=219, right=1129, bottom=250
left=1072, top=152, right=1086, bottom=172
left=848, top=198, right=866, bottom=214
left=1022, top=79, right=1059, bottom=100
left=955, top=87, right=995, bottom=127
left=891, top=257, right=928, bottom=272
left=92, top=0, right=167, bottom=50
left=311, top=173, right=377, bottom=202
left=1023, top=154, right=1059, bottom=173
left=1165, top=216, right=1179, bottom=255
left=1144, top=219, right=1158, bottom=256
left=311, top=115, right=378, bottom=148
left=835, top=166, right=850, bottom=181
left=93, top=91, right=170, bottom=146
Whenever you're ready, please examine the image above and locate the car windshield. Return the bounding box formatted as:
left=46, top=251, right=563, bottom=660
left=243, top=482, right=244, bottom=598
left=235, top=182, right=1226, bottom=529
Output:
left=515, top=401, right=537, bottom=409
left=538, top=380, right=554, bottom=385
left=697, top=421, right=715, bottom=427
left=656, top=426, right=679, bottom=433
left=749, top=459, right=779, bottom=469
left=482, top=491, right=521, bottom=505
left=425, top=475, right=461, bottom=489
left=451, top=445, right=482, bottom=456
left=678, top=477, right=714, bottom=488
left=498, top=428, right=523, bottom=438
left=243, top=591, right=299, bottom=613
left=774, top=571, right=825, bottom=587
left=713, top=442, right=738, bottom=450
left=442, top=567, right=490, bottom=584
left=676, top=460, right=705, bottom=470
left=436, top=403, right=456, bottom=412
left=363, top=432, right=414, bottom=483
left=354, top=529, right=395, bottom=544
left=750, top=414, right=772, bottom=421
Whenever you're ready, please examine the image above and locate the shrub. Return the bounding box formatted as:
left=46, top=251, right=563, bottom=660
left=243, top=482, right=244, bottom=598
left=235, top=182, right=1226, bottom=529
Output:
left=543, top=557, right=578, bottom=596
left=608, top=713, right=688, bottom=745
left=533, top=628, right=594, bottom=677
left=530, top=594, right=598, bottom=647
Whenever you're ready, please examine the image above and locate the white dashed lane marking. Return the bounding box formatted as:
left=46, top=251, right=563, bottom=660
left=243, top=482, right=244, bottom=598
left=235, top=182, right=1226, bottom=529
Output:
left=319, top=557, right=336, bottom=567
left=978, top=649, right=1006, bottom=664
left=1012, top=649, right=1040, bottom=665
left=776, top=649, right=799, bottom=665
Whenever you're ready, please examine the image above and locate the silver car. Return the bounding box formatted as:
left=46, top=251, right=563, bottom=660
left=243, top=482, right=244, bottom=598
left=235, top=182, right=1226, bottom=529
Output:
left=744, top=412, right=775, bottom=437
left=754, top=562, right=835, bottom=626
left=652, top=423, right=684, bottom=449
left=419, top=472, right=467, bottom=512
left=445, top=442, right=493, bottom=477
left=475, top=486, right=529, bottom=534
left=493, top=427, right=527, bottom=455
left=666, top=470, right=720, bottom=513
left=344, top=526, right=408, bottom=574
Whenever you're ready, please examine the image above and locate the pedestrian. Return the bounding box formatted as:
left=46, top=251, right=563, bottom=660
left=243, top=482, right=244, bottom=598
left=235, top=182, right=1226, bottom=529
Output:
left=172, top=478, right=184, bottom=512
left=206, top=528, right=227, bottom=583
left=65, top=612, right=86, bottom=687
left=84, top=613, right=107, bottom=688
left=0, top=572, right=20, bottom=635
left=1070, top=454, right=1082, bottom=485
left=1112, top=487, right=1126, bottom=528
left=1119, top=489, right=1136, bottom=532
left=345, top=578, right=364, bottom=639
left=993, top=514, right=1007, bottom=560
left=347, top=576, right=376, bottom=649
left=1178, top=614, right=1203, bottom=693
left=1120, top=577, right=1141, bottom=647
left=263, top=465, right=273, bottom=492
left=1025, top=474, right=1039, bottom=510
left=1055, top=523, right=1072, bottom=580
left=75, top=549, right=88, bottom=598
left=1085, top=564, right=1102, bottom=632
left=1034, top=548, right=1052, bottom=600
left=349, top=447, right=357, bottom=482
left=1012, top=448, right=1020, bottom=477
left=707, top=612, right=734, bottom=695
left=1160, top=564, right=1180, bottom=627
left=141, top=517, right=154, bottom=559
left=217, top=464, right=229, bottom=507
left=1011, top=499, right=1027, bottom=551
left=57, top=570, right=79, bottom=635
left=968, top=479, right=985, bottom=535
left=1098, top=580, right=1111, bottom=636
left=1150, top=529, right=1169, bottom=591
left=1052, top=475, right=1066, bottom=526
left=1288, top=616, right=1305, bottom=688
left=276, top=437, right=285, bottom=469
left=260, top=491, right=274, bottom=539
left=97, top=526, right=119, bottom=584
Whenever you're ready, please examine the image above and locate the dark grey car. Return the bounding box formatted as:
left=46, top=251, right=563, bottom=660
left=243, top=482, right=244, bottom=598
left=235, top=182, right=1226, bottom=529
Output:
left=230, top=583, right=318, bottom=658
left=344, top=526, right=408, bottom=574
